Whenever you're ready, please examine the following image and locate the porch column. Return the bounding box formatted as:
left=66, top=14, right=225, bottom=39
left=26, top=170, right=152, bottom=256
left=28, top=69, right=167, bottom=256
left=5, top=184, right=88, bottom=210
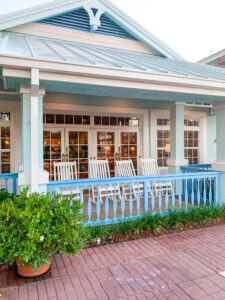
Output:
left=18, top=68, right=49, bottom=193
left=167, top=103, right=188, bottom=173
left=212, top=106, right=225, bottom=204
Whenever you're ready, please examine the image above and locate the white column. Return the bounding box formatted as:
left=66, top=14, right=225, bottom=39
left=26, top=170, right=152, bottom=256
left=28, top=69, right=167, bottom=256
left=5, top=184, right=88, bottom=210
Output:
left=18, top=69, right=49, bottom=193
left=167, top=103, right=188, bottom=172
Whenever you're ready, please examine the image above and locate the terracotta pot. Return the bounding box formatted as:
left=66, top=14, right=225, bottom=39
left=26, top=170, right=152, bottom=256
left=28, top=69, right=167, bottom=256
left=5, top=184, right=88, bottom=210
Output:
left=16, top=257, right=50, bottom=277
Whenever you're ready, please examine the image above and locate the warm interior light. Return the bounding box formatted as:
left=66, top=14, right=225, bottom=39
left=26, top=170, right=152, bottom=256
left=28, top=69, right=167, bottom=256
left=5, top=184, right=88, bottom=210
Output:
left=106, top=146, right=111, bottom=151
left=165, top=143, right=170, bottom=153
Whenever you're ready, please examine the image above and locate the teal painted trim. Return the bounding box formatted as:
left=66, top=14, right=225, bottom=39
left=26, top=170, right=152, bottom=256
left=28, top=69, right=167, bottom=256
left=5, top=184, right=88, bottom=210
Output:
left=216, top=109, right=225, bottom=162
left=21, top=93, right=31, bottom=172
left=170, top=104, right=184, bottom=159
left=207, top=115, right=216, bottom=160
left=38, top=95, right=44, bottom=172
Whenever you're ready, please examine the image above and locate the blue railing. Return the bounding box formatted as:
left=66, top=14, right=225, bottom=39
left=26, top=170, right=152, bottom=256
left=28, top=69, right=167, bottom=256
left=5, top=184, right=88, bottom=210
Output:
left=0, top=173, right=18, bottom=195
left=47, top=171, right=220, bottom=227
left=181, top=164, right=212, bottom=173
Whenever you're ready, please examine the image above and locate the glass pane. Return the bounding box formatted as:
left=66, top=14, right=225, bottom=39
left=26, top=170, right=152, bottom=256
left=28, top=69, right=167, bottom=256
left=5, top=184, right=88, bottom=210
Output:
left=79, top=132, right=88, bottom=144
left=194, top=140, right=198, bottom=147
left=118, top=117, right=124, bottom=126
left=65, top=115, right=73, bottom=124
left=121, top=132, right=129, bottom=144
left=2, top=164, right=10, bottom=173
left=125, top=118, right=130, bottom=126
left=44, top=146, right=50, bottom=159
left=157, top=150, right=162, bottom=158
left=97, top=145, right=106, bottom=158
left=43, top=114, right=46, bottom=123
left=46, top=114, right=54, bottom=123
left=69, top=146, right=78, bottom=159
left=94, top=116, right=101, bottom=125
left=105, top=132, right=114, bottom=144
left=106, top=145, right=114, bottom=157
left=129, top=133, right=137, bottom=144
left=1, top=139, right=10, bottom=149
left=51, top=146, right=61, bottom=159
left=157, top=131, right=163, bottom=138
left=129, top=145, right=137, bottom=157
left=129, top=118, right=139, bottom=127
left=194, top=131, right=198, bottom=139
left=110, top=117, right=117, bottom=126
left=102, top=116, right=109, bottom=126
left=74, top=115, right=82, bottom=125
left=44, top=161, right=50, bottom=172
left=164, top=131, right=169, bottom=139
left=43, top=131, right=50, bottom=145
left=79, top=159, right=88, bottom=173
left=79, top=145, right=88, bottom=158
left=69, top=131, right=78, bottom=144
left=1, top=127, right=10, bottom=138
left=1, top=152, right=10, bottom=163
left=97, top=132, right=105, bottom=145
left=56, top=114, right=64, bottom=124
left=51, top=131, right=61, bottom=145
left=157, top=140, right=164, bottom=147
left=82, top=116, right=90, bottom=125
left=121, top=145, right=128, bottom=157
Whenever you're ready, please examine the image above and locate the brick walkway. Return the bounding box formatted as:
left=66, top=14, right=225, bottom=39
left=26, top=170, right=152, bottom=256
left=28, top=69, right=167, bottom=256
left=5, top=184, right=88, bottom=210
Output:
left=1, top=226, right=225, bottom=299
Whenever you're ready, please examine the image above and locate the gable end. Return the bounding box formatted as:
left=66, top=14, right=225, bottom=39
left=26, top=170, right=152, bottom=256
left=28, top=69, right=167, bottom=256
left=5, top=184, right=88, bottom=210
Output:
left=36, top=8, right=138, bottom=41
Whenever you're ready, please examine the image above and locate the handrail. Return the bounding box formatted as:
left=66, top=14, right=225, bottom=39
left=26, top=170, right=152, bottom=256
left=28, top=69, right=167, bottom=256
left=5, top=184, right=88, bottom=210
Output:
left=0, top=173, right=18, bottom=195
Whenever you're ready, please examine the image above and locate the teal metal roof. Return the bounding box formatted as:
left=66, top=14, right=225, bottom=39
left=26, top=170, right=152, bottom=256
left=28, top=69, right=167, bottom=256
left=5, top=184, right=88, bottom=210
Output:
left=1, top=32, right=225, bottom=81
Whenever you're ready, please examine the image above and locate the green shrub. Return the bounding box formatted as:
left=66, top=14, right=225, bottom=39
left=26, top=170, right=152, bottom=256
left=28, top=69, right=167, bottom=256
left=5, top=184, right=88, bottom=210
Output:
left=0, top=188, right=15, bottom=204
left=0, top=188, right=87, bottom=272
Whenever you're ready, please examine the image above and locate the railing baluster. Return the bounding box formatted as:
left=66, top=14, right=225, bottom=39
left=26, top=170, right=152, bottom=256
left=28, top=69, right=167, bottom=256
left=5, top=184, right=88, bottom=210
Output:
left=185, top=179, right=188, bottom=210
left=203, top=178, right=206, bottom=205
left=70, top=187, right=73, bottom=207
left=214, top=176, right=218, bottom=206
left=172, top=180, right=175, bottom=211
left=121, top=183, right=125, bottom=219
left=96, top=185, right=100, bottom=222
left=158, top=181, right=162, bottom=214
left=136, top=182, right=140, bottom=216
left=5, top=178, right=8, bottom=193
left=197, top=179, right=200, bottom=207
left=143, top=180, right=148, bottom=214
left=80, top=186, right=83, bottom=214
left=165, top=180, right=169, bottom=212
left=88, top=186, right=92, bottom=223
left=209, top=178, right=212, bottom=205
left=191, top=178, right=194, bottom=207
left=129, top=182, right=133, bottom=217
left=105, top=184, right=109, bottom=221
left=151, top=181, right=155, bottom=214
left=113, top=183, right=117, bottom=220
left=13, top=176, right=17, bottom=195
left=178, top=180, right=182, bottom=210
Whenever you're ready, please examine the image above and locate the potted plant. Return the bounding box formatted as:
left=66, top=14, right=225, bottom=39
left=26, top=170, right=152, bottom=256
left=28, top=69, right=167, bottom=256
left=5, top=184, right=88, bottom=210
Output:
left=0, top=188, right=87, bottom=277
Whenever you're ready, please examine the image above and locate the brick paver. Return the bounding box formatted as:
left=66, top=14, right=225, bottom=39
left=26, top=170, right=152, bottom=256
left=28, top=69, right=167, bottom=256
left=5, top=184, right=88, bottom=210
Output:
left=2, top=225, right=225, bottom=299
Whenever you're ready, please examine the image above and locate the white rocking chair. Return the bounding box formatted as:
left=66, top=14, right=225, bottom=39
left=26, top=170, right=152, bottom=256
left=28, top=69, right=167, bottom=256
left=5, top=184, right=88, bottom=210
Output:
left=115, top=160, right=143, bottom=200
left=141, top=158, right=173, bottom=196
left=89, top=159, right=121, bottom=203
left=53, top=161, right=81, bottom=201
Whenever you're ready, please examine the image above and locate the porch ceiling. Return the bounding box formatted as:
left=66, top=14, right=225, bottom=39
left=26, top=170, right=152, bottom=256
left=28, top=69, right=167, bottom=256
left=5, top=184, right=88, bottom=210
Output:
left=6, top=77, right=225, bottom=103
left=1, top=31, right=225, bottom=81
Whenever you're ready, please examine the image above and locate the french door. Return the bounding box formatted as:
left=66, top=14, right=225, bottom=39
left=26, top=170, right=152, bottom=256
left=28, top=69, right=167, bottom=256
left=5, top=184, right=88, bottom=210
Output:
left=93, top=128, right=140, bottom=176
left=44, top=127, right=140, bottom=180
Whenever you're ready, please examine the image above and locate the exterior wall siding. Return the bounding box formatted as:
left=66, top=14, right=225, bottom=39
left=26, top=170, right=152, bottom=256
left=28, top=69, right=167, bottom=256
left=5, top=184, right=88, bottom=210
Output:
left=207, top=115, right=216, bottom=161
left=7, top=23, right=156, bottom=55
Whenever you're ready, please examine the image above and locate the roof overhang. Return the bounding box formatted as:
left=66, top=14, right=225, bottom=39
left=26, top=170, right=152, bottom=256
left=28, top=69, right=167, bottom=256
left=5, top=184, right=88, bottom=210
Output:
left=1, top=55, right=225, bottom=102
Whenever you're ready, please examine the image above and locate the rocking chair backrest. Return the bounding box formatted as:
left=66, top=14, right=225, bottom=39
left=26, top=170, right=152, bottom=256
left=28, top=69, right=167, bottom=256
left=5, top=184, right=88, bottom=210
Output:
left=141, top=158, right=160, bottom=176
left=116, top=160, right=136, bottom=177
left=89, top=160, right=111, bottom=179
left=53, top=161, right=78, bottom=181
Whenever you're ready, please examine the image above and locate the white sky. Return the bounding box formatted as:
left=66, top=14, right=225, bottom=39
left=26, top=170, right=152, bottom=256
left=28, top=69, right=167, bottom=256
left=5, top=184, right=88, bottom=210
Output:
left=0, top=0, right=224, bottom=62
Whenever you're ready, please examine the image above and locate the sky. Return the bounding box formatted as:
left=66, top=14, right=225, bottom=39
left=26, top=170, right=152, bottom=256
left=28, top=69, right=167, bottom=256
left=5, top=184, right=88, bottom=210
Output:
left=0, top=0, right=224, bottom=62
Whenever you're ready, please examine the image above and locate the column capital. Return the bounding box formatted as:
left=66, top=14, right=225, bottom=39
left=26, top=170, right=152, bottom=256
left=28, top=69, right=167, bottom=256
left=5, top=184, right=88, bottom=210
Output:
left=19, top=84, right=45, bottom=96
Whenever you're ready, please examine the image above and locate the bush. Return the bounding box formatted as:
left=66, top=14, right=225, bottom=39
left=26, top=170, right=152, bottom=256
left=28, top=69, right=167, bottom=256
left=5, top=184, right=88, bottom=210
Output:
left=0, top=188, right=15, bottom=204
left=0, top=188, right=87, bottom=272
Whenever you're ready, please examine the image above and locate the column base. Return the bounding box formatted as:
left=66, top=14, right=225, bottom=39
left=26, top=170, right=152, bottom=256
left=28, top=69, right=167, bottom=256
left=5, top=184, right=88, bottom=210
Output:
left=18, top=171, right=49, bottom=193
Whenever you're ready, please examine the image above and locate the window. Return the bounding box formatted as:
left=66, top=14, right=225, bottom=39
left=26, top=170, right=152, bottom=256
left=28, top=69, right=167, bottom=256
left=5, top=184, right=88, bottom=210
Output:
left=156, top=119, right=170, bottom=167
left=120, top=132, right=138, bottom=172
left=156, top=118, right=200, bottom=167
left=94, top=116, right=139, bottom=127
left=184, top=119, right=199, bottom=164
left=43, top=114, right=90, bottom=125
left=0, top=127, right=10, bottom=173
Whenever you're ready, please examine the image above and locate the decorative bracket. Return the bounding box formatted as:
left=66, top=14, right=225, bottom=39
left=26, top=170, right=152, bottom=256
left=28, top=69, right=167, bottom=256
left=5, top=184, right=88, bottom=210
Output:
left=83, top=4, right=106, bottom=31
